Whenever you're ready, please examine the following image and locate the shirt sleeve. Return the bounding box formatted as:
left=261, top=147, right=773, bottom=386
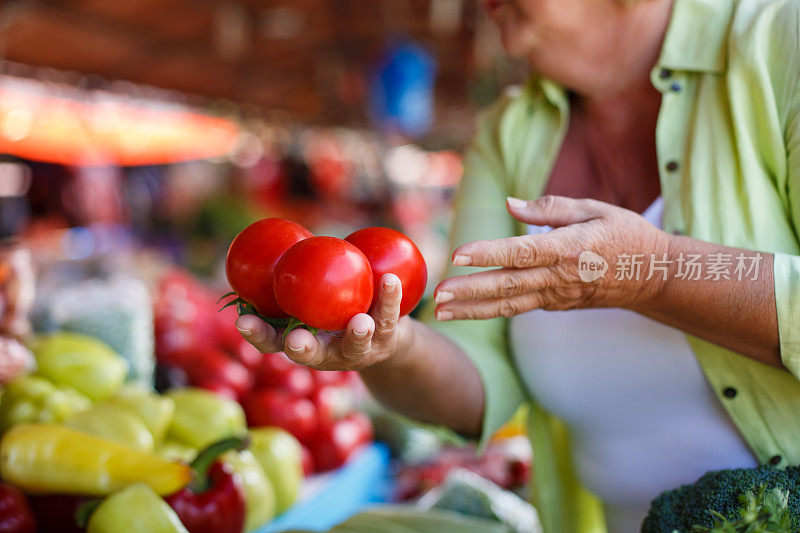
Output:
left=776, top=112, right=800, bottom=377
left=419, top=102, right=527, bottom=447
left=773, top=6, right=800, bottom=378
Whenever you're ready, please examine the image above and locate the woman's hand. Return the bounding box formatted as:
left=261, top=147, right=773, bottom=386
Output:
left=235, top=273, right=411, bottom=371
left=434, top=195, right=671, bottom=320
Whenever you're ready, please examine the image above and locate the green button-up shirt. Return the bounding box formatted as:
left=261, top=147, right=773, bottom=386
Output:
left=424, top=0, right=800, bottom=531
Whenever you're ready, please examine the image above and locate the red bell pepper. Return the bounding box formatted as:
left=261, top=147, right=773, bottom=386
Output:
left=0, top=484, right=35, bottom=533
left=165, top=436, right=247, bottom=533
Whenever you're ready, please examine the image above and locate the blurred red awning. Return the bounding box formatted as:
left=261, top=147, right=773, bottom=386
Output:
left=0, top=81, right=238, bottom=167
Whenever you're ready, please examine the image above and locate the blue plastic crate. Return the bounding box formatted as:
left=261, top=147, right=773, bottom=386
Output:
left=257, top=443, right=391, bottom=532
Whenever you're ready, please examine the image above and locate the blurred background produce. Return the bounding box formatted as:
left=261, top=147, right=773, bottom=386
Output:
left=0, top=1, right=534, bottom=531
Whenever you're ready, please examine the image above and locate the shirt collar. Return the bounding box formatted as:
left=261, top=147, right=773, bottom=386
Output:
left=657, top=0, right=735, bottom=74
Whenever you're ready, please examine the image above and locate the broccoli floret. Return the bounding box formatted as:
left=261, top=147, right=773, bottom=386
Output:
left=641, top=465, right=800, bottom=532
left=693, top=487, right=791, bottom=532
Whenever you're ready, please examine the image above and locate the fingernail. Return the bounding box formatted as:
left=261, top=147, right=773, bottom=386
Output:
left=453, top=254, right=471, bottom=266
left=436, top=310, right=453, bottom=321
left=287, top=340, right=306, bottom=353
left=353, top=328, right=368, bottom=338
left=507, top=196, right=527, bottom=209
left=383, top=279, right=397, bottom=292
left=435, top=291, right=454, bottom=304
left=236, top=327, right=251, bottom=337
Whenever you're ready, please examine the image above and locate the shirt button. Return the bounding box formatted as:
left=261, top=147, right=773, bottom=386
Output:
left=665, top=161, right=680, bottom=172
left=723, top=387, right=737, bottom=399
left=659, top=68, right=672, bottom=79
left=769, top=455, right=782, bottom=466
left=670, top=82, right=682, bottom=93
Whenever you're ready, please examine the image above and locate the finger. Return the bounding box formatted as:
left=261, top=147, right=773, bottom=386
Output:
left=435, top=293, right=547, bottom=321
left=372, top=273, right=402, bottom=341
left=506, top=195, right=602, bottom=227
left=435, top=267, right=553, bottom=303
left=340, top=313, right=375, bottom=362
left=452, top=235, right=560, bottom=269
left=284, top=327, right=322, bottom=366
left=236, top=314, right=279, bottom=353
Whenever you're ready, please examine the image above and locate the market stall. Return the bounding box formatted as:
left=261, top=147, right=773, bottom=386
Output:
left=0, top=1, right=540, bottom=531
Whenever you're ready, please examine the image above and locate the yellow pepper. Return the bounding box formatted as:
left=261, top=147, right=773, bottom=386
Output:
left=0, top=424, right=191, bottom=496
left=105, top=385, right=174, bottom=444
left=166, top=388, right=246, bottom=448
left=65, top=404, right=155, bottom=452
left=29, top=332, right=128, bottom=402
left=86, top=483, right=189, bottom=533
left=223, top=450, right=276, bottom=532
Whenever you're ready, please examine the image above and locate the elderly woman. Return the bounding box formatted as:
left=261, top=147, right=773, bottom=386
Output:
left=237, top=0, right=800, bottom=530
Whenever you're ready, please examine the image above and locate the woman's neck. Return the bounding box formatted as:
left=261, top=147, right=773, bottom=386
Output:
left=533, top=0, right=674, bottom=99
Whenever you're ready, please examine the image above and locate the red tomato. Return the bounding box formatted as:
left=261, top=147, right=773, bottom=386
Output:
left=232, top=339, right=261, bottom=371
left=256, top=360, right=314, bottom=398
left=311, top=385, right=354, bottom=423
left=300, top=445, right=316, bottom=476
left=252, top=352, right=295, bottom=387
left=273, top=237, right=373, bottom=331
left=309, top=412, right=372, bottom=471
left=345, top=227, right=427, bottom=316
left=309, top=369, right=348, bottom=387
left=226, top=218, right=313, bottom=317
left=243, top=389, right=318, bottom=443
left=183, top=349, right=253, bottom=400
left=196, top=381, right=239, bottom=402
left=215, top=305, right=246, bottom=354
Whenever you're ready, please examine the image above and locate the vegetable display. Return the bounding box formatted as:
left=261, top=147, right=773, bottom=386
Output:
left=0, top=216, right=392, bottom=533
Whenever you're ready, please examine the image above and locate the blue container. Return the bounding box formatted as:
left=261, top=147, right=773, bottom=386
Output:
left=257, top=443, right=392, bottom=532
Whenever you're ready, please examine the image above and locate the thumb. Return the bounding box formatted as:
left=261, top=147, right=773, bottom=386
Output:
left=506, top=195, right=598, bottom=228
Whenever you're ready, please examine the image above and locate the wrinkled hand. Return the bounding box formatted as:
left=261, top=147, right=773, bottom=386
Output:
left=236, top=273, right=410, bottom=371
left=434, top=195, right=671, bottom=320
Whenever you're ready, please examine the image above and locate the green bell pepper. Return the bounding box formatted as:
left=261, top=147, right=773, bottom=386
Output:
left=166, top=388, right=246, bottom=449
left=65, top=404, right=155, bottom=451
left=223, top=450, right=276, bottom=532
left=86, top=483, right=189, bottom=533
left=30, top=332, right=128, bottom=402
left=0, top=375, right=91, bottom=431
left=249, top=427, right=303, bottom=514
left=105, top=385, right=174, bottom=444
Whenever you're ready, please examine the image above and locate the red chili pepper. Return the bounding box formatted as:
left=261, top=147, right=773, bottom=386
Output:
left=165, top=436, right=247, bottom=533
left=0, top=484, right=35, bottom=533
